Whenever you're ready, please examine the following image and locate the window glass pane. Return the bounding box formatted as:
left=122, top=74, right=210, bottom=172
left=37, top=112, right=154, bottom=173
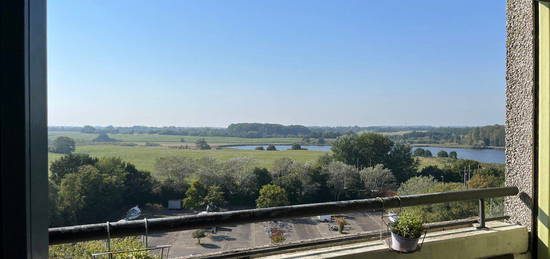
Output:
left=47, top=1, right=506, bottom=257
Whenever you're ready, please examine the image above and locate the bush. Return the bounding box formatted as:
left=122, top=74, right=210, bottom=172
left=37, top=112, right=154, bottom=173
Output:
left=449, top=151, right=458, bottom=159
left=49, top=237, right=155, bottom=259
left=290, top=143, right=302, bottom=150
left=413, top=148, right=426, bottom=157
left=50, top=136, right=76, bottom=154
left=390, top=213, right=424, bottom=239
left=437, top=150, right=449, bottom=157
left=255, top=146, right=265, bottom=150
left=266, top=144, right=277, bottom=151
left=195, top=138, right=211, bottom=150
left=256, top=184, right=289, bottom=208
left=192, top=230, right=207, bottom=245
left=335, top=217, right=347, bottom=234
left=92, top=133, right=119, bottom=142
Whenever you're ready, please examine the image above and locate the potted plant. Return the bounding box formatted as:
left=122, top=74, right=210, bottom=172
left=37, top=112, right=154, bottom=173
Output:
left=389, top=213, right=424, bottom=252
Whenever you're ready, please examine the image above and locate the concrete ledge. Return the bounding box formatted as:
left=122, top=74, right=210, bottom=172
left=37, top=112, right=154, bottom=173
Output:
left=259, top=222, right=528, bottom=259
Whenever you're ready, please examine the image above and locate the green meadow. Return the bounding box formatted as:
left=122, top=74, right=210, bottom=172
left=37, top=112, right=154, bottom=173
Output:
left=48, top=144, right=328, bottom=174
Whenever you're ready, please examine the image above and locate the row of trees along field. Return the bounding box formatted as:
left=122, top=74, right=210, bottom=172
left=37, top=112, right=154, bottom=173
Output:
left=389, top=125, right=505, bottom=147
left=48, top=132, right=504, bottom=227
left=49, top=124, right=504, bottom=146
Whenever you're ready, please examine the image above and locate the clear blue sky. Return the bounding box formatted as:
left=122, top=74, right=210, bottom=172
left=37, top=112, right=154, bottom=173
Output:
left=48, top=0, right=506, bottom=127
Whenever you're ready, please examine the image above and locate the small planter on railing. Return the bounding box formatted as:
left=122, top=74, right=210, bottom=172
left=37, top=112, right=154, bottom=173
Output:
left=389, top=213, right=425, bottom=253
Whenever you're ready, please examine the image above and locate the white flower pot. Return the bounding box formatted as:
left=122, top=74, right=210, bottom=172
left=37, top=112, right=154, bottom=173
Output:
left=390, top=232, right=420, bottom=253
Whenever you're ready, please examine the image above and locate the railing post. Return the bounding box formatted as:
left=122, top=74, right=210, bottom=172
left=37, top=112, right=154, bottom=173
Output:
left=477, top=199, right=486, bottom=229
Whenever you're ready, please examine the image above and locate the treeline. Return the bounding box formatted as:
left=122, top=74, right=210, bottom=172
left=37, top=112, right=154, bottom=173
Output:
left=49, top=124, right=505, bottom=146
left=227, top=123, right=312, bottom=138
left=463, top=125, right=505, bottom=147
left=390, top=125, right=505, bottom=147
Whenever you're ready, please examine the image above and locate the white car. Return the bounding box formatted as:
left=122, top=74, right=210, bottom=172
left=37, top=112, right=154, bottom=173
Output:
left=318, top=215, right=332, bottom=222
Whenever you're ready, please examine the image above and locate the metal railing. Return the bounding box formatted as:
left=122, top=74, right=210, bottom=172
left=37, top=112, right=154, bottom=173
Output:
left=49, top=186, right=518, bottom=245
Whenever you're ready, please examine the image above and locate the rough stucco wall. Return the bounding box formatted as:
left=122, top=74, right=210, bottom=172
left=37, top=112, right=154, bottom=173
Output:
left=505, top=0, right=535, bottom=230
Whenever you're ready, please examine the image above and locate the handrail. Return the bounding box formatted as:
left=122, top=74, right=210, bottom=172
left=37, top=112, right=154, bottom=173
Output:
left=49, top=186, right=518, bottom=245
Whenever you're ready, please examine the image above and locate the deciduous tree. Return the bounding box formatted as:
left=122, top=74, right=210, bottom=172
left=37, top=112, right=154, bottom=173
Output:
left=256, top=184, right=289, bottom=208
left=51, top=136, right=76, bottom=154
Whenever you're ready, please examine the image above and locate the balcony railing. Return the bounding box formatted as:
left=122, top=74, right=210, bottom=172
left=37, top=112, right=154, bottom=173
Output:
left=49, top=186, right=518, bottom=247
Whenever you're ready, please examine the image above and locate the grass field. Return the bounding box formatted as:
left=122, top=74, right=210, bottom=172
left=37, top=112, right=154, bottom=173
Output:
left=48, top=145, right=328, bottom=174
left=416, top=157, right=456, bottom=170
left=48, top=131, right=303, bottom=145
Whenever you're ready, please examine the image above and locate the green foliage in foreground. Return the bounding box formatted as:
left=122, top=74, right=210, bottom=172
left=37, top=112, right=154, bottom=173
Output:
left=256, top=184, right=289, bottom=208
left=398, top=177, right=479, bottom=222
left=49, top=237, right=156, bottom=259
left=49, top=156, right=154, bottom=226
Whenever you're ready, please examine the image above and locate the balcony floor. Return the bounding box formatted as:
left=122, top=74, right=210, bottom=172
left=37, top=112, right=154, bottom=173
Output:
left=258, top=221, right=529, bottom=259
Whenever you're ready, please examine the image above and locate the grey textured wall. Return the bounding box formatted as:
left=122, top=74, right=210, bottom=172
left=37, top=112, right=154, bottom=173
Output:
left=505, top=0, right=535, bottom=230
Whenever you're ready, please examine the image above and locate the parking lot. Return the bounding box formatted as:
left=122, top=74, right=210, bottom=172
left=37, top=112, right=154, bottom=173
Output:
left=146, top=210, right=384, bottom=258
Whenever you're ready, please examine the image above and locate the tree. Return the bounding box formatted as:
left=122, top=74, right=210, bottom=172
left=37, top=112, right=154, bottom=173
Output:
left=183, top=181, right=208, bottom=210
left=359, top=164, right=397, bottom=194
left=325, top=161, right=361, bottom=200
left=256, top=184, right=289, bottom=208
left=204, top=185, right=225, bottom=210
left=331, top=133, right=393, bottom=169
left=449, top=151, right=458, bottom=159
left=252, top=167, right=272, bottom=191
left=49, top=153, right=98, bottom=184
left=92, top=133, right=119, bottom=142
left=266, top=144, right=277, bottom=151
left=290, top=143, right=302, bottom=150
left=192, top=230, right=207, bottom=245
left=473, top=167, right=504, bottom=184
left=450, top=159, right=481, bottom=175
left=468, top=174, right=502, bottom=188
left=51, top=156, right=157, bottom=226
left=154, top=156, right=197, bottom=186
left=425, top=150, right=433, bottom=157
left=81, top=125, right=96, bottom=133
left=316, top=153, right=333, bottom=167
left=397, top=176, right=438, bottom=195
left=437, top=150, right=449, bottom=158
left=51, top=136, right=76, bottom=154
left=271, top=158, right=295, bottom=178
left=58, top=165, right=124, bottom=225
left=195, top=138, right=211, bottom=150
left=419, top=165, right=461, bottom=183
left=413, top=148, right=426, bottom=157
left=318, top=137, right=326, bottom=145
left=385, top=143, right=417, bottom=183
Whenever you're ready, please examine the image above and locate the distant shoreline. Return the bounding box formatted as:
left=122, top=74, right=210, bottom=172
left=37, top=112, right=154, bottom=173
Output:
left=410, top=143, right=505, bottom=150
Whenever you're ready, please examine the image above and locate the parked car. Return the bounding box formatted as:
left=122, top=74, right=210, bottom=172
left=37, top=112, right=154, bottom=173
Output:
left=318, top=215, right=332, bottom=222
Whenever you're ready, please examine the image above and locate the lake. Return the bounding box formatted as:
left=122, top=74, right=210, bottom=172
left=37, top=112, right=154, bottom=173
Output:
left=226, top=145, right=505, bottom=164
